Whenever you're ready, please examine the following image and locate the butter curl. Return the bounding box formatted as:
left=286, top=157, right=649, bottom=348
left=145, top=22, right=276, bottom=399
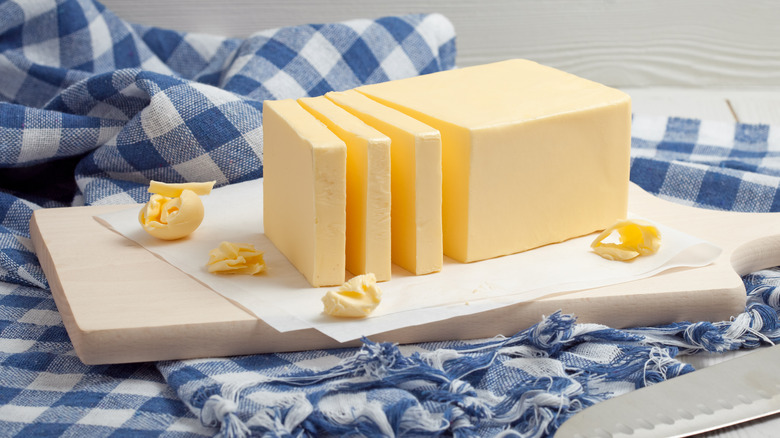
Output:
left=207, top=242, right=266, bottom=275
left=591, top=219, right=661, bottom=261
left=138, top=180, right=215, bottom=240
left=139, top=189, right=205, bottom=240
left=322, top=273, right=382, bottom=318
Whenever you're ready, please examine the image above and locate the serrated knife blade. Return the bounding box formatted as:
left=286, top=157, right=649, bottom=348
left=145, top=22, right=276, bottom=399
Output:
left=554, top=344, right=780, bottom=438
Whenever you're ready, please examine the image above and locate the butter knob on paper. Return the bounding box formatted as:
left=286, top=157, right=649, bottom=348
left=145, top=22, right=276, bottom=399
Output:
left=207, top=242, right=266, bottom=275
left=591, top=219, right=661, bottom=261
left=322, top=273, right=382, bottom=318
left=138, top=180, right=215, bottom=240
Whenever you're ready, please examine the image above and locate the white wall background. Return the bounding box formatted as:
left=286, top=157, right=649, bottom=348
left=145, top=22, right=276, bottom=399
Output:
left=102, top=0, right=780, bottom=89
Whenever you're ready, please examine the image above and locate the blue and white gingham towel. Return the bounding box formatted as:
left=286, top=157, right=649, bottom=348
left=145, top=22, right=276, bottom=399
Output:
left=1, top=1, right=779, bottom=437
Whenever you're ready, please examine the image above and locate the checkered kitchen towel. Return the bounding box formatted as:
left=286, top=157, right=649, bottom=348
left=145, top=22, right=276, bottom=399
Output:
left=1, top=0, right=779, bottom=437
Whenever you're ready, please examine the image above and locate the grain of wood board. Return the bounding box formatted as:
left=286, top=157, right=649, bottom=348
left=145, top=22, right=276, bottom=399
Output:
left=31, top=182, right=780, bottom=365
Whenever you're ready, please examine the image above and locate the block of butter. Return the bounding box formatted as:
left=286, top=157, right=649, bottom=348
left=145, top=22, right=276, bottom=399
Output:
left=326, top=89, right=443, bottom=276
left=357, top=59, right=631, bottom=263
left=262, top=99, right=347, bottom=287
left=299, top=96, right=392, bottom=282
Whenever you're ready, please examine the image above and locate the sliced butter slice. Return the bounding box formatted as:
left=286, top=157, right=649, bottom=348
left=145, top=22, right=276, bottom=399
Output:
left=327, top=89, right=442, bottom=275
left=148, top=180, right=215, bottom=197
left=299, top=96, right=392, bottom=282
left=357, top=59, right=631, bottom=263
left=262, top=99, right=347, bottom=287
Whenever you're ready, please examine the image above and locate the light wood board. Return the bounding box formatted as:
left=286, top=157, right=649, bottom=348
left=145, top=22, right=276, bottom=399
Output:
left=30, top=183, right=780, bottom=364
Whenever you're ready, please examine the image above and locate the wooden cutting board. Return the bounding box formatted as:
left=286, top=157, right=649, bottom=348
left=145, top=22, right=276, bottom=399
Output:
left=30, top=183, right=780, bottom=364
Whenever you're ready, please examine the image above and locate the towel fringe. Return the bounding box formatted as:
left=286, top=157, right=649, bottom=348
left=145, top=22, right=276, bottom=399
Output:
left=175, top=291, right=780, bottom=437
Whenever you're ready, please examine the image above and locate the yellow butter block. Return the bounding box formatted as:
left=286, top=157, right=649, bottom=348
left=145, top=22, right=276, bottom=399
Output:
left=262, top=99, right=347, bottom=287
left=358, top=59, right=631, bottom=263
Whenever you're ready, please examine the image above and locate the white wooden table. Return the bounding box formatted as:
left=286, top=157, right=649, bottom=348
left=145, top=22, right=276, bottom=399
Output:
left=626, top=88, right=780, bottom=125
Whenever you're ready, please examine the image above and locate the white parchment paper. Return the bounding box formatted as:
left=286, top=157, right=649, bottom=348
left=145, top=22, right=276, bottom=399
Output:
left=96, top=179, right=721, bottom=342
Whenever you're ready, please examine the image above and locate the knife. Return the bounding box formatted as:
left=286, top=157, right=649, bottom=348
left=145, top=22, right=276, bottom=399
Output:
left=554, top=343, right=780, bottom=438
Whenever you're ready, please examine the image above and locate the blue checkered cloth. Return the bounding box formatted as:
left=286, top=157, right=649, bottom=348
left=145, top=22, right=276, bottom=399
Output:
left=1, top=0, right=779, bottom=437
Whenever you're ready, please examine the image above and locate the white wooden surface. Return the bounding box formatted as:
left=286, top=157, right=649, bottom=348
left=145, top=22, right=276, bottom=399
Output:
left=624, top=87, right=780, bottom=125
left=101, top=0, right=780, bottom=124
left=103, top=0, right=780, bottom=89
left=95, top=1, right=780, bottom=435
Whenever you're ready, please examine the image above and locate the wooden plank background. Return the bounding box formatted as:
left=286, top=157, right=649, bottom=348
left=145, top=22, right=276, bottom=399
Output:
left=102, top=0, right=780, bottom=88
left=102, top=0, right=780, bottom=125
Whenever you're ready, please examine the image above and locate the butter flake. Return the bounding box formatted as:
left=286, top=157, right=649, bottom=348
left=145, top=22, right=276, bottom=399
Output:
left=207, top=241, right=266, bottom=275
left=148, top=180, right=215, bottom=197
left=591, top=219, right=661, bottom=261
left=322, top=273, right=382, bottom=318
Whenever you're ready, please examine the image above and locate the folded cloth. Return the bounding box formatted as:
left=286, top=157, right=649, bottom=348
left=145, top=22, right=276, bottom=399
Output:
left=0, top=0, right=456, bottom=207
left=0, top=0, right=455, bottom=284
left=1, top=1, right=779, bottom=438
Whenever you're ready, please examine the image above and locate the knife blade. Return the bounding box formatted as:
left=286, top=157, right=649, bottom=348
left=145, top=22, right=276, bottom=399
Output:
left=554, top=343, right=780, bottom=438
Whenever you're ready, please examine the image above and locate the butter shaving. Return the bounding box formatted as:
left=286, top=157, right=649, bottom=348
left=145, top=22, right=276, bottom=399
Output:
left=148, top=180, right=215, bottom=197
left=322, top=273, right=382, bottom=318
left=591, top=219, right=661, bottom=261
left=207, top=241, right=266, bottom=275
